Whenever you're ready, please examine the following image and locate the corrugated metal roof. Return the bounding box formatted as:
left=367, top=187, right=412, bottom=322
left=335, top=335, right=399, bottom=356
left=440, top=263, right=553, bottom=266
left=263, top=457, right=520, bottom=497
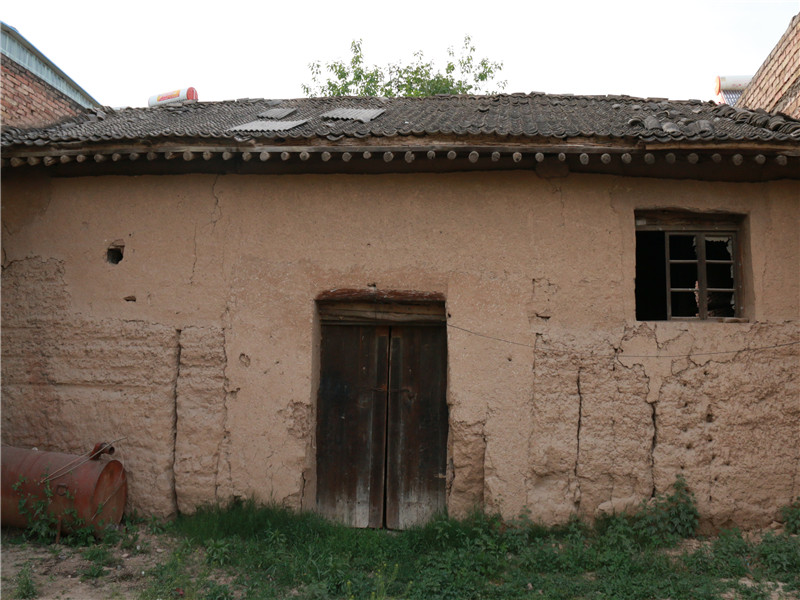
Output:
left=257, top=108, right=296, bottom=119
left=320, top=108, right=385, bottom=123
left=228, top=119, right=308, bottom=132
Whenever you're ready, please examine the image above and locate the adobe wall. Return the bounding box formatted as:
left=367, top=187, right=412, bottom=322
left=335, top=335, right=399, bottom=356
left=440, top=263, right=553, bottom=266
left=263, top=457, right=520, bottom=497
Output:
left=2, top=169, right=798, bottom=531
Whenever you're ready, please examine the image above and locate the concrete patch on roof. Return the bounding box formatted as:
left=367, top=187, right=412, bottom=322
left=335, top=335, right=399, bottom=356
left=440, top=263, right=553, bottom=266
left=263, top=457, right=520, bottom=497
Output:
left=229, top=119, right=308, bottom=132
left=320, top=108, right=385, bottom=123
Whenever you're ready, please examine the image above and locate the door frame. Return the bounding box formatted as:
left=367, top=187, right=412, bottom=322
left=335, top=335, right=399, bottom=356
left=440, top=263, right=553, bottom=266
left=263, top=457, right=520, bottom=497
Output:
left=314, top=289, right=449, bottom=529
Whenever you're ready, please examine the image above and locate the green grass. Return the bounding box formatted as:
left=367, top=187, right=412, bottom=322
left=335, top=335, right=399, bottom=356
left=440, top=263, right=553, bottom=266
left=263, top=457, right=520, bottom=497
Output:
left=133, top=480, right=800, bottom=600
left=5, top=477, right=799, bottom=599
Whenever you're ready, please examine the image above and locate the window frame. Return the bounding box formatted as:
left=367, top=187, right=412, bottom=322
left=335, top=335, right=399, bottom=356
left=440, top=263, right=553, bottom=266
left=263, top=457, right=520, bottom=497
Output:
left=635, top=210, right=745, bottom=321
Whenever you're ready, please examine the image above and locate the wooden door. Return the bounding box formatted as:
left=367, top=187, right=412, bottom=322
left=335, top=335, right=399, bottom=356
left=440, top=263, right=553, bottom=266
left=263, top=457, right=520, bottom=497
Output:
left=316, top=323, right=447, bottom=529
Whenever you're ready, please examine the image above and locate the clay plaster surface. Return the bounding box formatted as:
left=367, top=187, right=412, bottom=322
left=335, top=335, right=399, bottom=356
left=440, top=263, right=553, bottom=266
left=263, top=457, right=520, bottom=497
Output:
left=1, top=169, right=798, bottom=529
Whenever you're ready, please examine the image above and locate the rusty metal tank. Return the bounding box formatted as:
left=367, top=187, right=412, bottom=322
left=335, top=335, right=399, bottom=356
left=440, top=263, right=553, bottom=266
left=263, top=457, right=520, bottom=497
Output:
left=1, top=444, right=127, bottom=534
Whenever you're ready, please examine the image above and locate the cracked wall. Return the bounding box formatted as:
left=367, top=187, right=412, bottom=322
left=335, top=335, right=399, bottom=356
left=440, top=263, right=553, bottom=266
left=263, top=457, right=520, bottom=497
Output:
left=1, top=170, right=797, bottom=529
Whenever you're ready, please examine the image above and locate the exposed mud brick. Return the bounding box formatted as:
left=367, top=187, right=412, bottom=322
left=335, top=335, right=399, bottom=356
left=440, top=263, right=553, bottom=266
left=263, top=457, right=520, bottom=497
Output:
left=652, top=325, right=799, bottom=530
left=447, top=420, right=486, bottom=517
left=174, top=326, right=227, bottom=514
left=528, top=338, right=582, bottom=522
left=576, top=358, right=653, bottom=514
left=531, top=334, right=651, bottom=521
left=1, top=257, right=179, bottom=517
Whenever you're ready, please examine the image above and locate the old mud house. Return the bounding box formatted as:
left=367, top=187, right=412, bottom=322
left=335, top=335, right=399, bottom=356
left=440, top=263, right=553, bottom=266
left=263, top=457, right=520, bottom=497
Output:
left=1, top=92, right=799, bottom=532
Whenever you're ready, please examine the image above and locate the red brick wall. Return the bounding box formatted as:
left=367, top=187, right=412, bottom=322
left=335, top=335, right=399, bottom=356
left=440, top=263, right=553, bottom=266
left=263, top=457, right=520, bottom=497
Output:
left=1, top=54, right=86, bottom=129
left=738, top=13, right=800, bottom=119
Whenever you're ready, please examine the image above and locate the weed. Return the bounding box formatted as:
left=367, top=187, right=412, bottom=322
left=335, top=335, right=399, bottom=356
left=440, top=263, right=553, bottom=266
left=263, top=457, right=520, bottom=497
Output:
left=12, top=477, right=59, bottom=544
left=81, top=563, right=106, bottom=580
left=632, top=475, right=699, bottom=547
left=83, top=545, right=116, bottom=567
left=147, top=515, right=168, bottom=534
left=13, top=563, right=37, bottom=600
left=11, top=476, right=97, bottom=546
left=756, top=531, right=800, bottom=578
left=203, top=581, right=234, bottom=600
left=204, top=537, right=234, bottom=566
left=781, top=497, right=800, bottom=534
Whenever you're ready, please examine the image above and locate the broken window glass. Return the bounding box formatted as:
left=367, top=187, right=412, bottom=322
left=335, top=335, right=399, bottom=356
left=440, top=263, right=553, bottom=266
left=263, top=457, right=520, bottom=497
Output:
left=635, top=213, right=742, bottom=320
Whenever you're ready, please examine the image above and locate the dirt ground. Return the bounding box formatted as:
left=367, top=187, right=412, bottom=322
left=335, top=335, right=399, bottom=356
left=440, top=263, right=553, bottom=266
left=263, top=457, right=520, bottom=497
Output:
left=1, top=527, right=173, bottom=600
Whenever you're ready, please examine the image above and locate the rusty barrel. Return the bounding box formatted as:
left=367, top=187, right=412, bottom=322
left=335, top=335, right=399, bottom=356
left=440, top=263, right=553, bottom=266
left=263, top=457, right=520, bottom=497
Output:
left=1, top=446, right=127, bottom=533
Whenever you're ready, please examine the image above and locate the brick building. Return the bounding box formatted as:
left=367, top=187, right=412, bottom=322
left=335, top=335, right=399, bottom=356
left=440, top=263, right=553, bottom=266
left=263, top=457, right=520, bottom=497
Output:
left=737, top=12, right=800, bottom=119
left=1, top=22, right=99, bottom=129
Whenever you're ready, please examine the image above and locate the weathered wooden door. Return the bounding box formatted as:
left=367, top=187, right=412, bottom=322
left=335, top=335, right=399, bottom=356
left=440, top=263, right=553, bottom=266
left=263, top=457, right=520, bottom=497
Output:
left=316, top=322, right=447, bottom=529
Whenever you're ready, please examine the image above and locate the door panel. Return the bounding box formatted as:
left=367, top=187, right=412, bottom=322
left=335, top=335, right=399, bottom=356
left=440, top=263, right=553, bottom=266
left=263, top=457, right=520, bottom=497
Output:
left=386, top=327, right=448, bottom=529
left=316, top=325, right=389, bottom=528
left=317, top=322, right=447, bottom=529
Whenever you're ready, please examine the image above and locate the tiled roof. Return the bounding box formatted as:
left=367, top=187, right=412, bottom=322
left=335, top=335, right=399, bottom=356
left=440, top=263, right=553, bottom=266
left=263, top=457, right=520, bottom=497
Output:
left=4, top=93, right=800, bottom=149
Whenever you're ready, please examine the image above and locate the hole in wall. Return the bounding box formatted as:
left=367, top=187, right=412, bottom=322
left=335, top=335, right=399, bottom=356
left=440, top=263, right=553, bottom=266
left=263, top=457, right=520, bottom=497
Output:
left=106, top=240, right=125, bottom=264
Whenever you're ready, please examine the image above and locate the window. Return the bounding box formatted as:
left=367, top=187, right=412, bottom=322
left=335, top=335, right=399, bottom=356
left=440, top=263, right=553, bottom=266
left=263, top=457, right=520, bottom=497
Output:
left=635, top=211, right=744, bottom=321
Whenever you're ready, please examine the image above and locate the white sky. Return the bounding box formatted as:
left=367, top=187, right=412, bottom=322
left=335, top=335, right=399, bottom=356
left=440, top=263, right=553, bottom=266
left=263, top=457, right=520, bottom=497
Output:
left=2, top=0, right=799, bottom=108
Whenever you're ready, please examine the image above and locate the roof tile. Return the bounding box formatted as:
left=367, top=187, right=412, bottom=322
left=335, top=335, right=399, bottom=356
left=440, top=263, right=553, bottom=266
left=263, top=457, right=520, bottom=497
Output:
left=3, top=93, right=800, bottom=149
